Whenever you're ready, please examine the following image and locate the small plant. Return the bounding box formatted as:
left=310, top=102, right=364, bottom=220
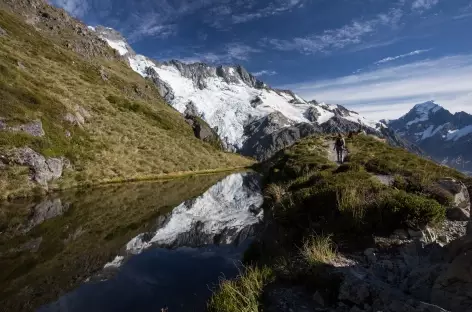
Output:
left=208, top=266, right=274, bottom=312
left=264, top=184, right=286, bottom=204
left=301, top=234, right=336, bottom=266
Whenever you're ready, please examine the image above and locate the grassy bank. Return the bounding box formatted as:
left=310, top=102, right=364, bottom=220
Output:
left=209, top=134, right=468, bottom=311
left=0, top=8, right=253, bottom=200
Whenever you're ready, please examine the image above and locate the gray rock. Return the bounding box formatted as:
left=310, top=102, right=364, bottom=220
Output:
left=392, top=229, right=410, bottom=240
left=402, top=264, right=447, bottom=302
left=63, top=105, right=90, bottom=126
left=8, top=147, right=67, bottom=187
left=0, top=26, right=6, bottom=36
left=8, top=120, right=45, bottom=137
left=364, top=248, right=377, bottom=263
left=145, top=66, right=175, bottom=103
left=304, top=107, right=321, bottom=122
left=99, top=66, right=109, bottom=81
left=446, top=207, right=470, bottom=221
left=241, top=112, right=322, bottom=161
left=438, top=178, right=470, bottom=207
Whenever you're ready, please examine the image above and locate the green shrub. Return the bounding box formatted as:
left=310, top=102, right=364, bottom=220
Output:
left=208, top=266, right=274, bottom=312
left=377, top=190, right=446, bottom=229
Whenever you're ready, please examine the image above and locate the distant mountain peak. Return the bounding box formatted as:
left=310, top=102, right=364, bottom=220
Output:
left=412, top=100, right=442, bottom=114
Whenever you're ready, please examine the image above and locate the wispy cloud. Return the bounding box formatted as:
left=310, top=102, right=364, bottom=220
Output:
left=49, top=0, right=89, bottom=17
left=375, top=49, right=430, bottom=64
left=411, top=0, right=440, bottom=11
left=265, top=8, right=403, bottom=54
left=231, top=0, right=305, bottom=24
left=179, top=43, right=261, bottom=64
left=253, top=70, right=277, bottom=77
left=280, top=54, right=472, bottom=119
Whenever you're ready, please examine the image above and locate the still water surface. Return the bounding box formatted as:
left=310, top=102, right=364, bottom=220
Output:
left=0, top=172, right=263, bottom=312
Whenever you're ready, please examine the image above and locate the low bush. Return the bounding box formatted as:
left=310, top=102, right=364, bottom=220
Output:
left=377, top=190, right=446, bottom=229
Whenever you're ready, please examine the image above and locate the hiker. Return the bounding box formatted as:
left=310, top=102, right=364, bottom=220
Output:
left=334, top=134, right=346, bottom=163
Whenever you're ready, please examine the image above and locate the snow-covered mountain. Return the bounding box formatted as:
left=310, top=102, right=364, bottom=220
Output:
left=387, top=101, right=472, bottom=175
left=94, top=27, right=400, bottom=160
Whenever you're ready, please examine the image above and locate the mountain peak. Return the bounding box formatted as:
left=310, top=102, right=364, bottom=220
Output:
left=412, top=100, right=442, bottom=114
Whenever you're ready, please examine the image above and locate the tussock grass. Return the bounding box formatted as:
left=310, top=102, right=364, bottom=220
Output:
left=208, top=266, right=274, bottom=312
left=0, top=9, right=252, bottom=200
left=301, top=235, right=336, bottom=266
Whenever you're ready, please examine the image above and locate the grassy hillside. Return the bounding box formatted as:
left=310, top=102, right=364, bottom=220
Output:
left=0, top=8, right=252, bottom=199
left=209, top=134, right=469, bottom=311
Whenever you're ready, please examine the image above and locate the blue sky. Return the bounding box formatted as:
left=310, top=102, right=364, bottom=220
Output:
left=49, top=0, right=472, bottom=119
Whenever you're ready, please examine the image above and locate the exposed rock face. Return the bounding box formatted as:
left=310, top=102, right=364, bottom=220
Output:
left=0, top=119, right=45, bottom=137
left=185, top=115, right=223, bottom=149
left=63, top=105, right=91, bottom=127
left=241, top=113, right=321, bottom=161
left=145, top=66, right=175, bottom=103
left=0, top=26, right=6, bottom=36
left=388, top=101, right=472, bottom=174
left=7, top=147, right=69, bottom=187
left=437, top=178, right=471, bottom=221
left=1, top=0, right=117, bottom=59
left=429, top=236, right=472, bottom=311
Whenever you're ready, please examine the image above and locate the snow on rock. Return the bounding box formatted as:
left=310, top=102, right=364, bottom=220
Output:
left=446, top=125, right=472, bottom=141
left=103, top=39, right=129, bottom=56
left=406, top=100, right=441, bottom=127
left=96, top=28, right=385, bottom=154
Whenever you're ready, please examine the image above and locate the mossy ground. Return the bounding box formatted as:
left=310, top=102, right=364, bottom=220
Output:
left=209, top=134, right=468, bottom=311
left=0, top=9, right=252, bottom=200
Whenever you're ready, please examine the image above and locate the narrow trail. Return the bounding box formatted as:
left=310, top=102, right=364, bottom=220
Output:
left=325, top=140, right=339, bottom=164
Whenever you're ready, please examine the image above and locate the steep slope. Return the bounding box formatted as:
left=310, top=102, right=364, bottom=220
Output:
left=94, top=28, right=394, bottom=161
left=388, top=101, right=472, bottom=175
left=0, top=3, right=252, bottom=200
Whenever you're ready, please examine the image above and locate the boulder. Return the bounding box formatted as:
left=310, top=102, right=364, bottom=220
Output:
left=8, top=147, right=68, bottom=187
left=0, top=26, right=6, bottom=36
left=7, top=120, right=45, bottom=137
left=437, top=178, right=471, bottom=221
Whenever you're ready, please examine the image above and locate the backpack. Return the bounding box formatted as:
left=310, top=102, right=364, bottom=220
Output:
left=335, top=137, right=344, bottom=148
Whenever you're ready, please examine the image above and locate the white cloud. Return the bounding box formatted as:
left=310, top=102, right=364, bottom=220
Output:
left=412, top=0, right=440, bottom=11
left=179, top=43, right=261, bottom=64
left=49, top=0, right=89, bottom=17
left=266, top=8, right=403, bottom=54
left=375, top=49, right=430, bottom=64
left=253, top=70, right=277, bottom=77
left=280, top=54, right=472, bottom=119
left=231, top=0, right=304, bottom=24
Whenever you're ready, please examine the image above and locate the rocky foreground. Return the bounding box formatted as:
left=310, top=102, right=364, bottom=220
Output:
left=209, top=135, right=472, bottom=312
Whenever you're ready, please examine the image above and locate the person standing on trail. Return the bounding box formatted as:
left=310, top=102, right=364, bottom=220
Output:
left=334, top=134, right=346, bottom=163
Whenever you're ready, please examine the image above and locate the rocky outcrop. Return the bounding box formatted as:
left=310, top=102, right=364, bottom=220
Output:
left=435, top=178, right=471, bottom=221
left=5, top=147, right=69, bottom=187
left=0, top=119, right=45, bottom=137
left=431, top=235, right=472, bottom=311
left=63, top=105, right=91, bottom=127
left=1, top=0, right=117, bottom=59
left=185, top=115, right=223, bottom=149
left=0, top=26, right=6, bottom=36
left=241, top=112, right=322, bottom=161
left=145, top=66, right=175, bottom=103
